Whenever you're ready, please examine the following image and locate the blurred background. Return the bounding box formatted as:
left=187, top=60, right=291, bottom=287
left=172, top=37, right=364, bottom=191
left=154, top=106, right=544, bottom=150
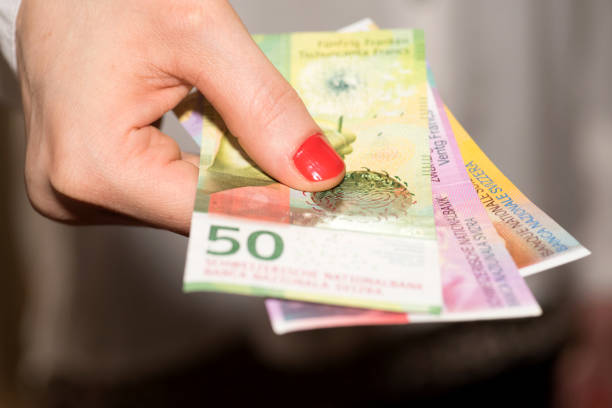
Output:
left=1, top=0, right=611, bottom=406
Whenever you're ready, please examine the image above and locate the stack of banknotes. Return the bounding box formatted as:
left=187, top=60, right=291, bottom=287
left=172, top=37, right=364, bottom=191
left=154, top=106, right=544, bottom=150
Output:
left=175, top=19, right=590, bottom=334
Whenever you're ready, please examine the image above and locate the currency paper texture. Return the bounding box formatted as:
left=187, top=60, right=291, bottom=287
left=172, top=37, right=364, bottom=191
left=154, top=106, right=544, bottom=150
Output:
left=178, top=30, right=443, bottom=313
left=265, top=70, right=542, bottom=334
left=332, top=19, right=590, bottom=277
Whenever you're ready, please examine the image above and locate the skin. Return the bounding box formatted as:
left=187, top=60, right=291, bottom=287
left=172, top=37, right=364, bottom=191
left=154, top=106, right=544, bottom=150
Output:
left=15, top=0, right=345, bottom=235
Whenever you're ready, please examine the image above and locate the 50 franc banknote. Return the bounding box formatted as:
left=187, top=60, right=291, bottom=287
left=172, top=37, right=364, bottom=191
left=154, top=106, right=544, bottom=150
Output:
left=176, top=29, right=443, bottom=313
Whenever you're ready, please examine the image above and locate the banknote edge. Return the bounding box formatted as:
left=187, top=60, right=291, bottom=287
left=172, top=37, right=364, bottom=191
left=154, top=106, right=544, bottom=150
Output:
left=185, top=281, right=442, bottom=314
left=520, top=246, right=592, bottom=276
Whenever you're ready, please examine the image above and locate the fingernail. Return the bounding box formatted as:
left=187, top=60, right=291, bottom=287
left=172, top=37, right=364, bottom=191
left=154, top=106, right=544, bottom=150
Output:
left=293, top=134, right=345, bottom=182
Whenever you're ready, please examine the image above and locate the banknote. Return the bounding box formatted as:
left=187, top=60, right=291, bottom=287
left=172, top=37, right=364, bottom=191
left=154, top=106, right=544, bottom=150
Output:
left=448, top=108, right=590, bottom=275
left=340, top=19, right=590, bottom=277
left=263, top=19, right=588, bottom=334
left=178, top=30, right=443, bottom=313
left=265, top=68, right=542, bottom=334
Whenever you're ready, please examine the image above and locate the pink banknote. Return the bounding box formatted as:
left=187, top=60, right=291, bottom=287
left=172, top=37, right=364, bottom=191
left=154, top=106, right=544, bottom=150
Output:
left=265, top=69, right=542, bottom=334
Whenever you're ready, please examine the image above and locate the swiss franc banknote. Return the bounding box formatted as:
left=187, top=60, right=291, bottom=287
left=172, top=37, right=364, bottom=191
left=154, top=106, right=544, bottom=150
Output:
left=177, top=30, right=443, bottom=313
left=263, top=19, right=589, bottom=334
left=450, top=109, right=590, bottom=275
left=339, top=19, right=590, bottom=276
left=265, top=69, right=542, bottom=334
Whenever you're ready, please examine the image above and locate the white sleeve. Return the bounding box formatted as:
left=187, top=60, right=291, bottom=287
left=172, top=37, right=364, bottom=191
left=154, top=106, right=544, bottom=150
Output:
left=0, top=0, right=22, bottom=73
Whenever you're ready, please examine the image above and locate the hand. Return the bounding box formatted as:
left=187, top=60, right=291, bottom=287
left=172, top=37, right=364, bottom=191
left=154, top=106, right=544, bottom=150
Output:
left=16, top=0, right=345, bottom=234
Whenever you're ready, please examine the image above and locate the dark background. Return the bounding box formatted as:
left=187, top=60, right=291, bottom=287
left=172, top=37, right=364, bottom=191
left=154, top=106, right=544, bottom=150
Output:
left=2, top=0, right=611, bottom=406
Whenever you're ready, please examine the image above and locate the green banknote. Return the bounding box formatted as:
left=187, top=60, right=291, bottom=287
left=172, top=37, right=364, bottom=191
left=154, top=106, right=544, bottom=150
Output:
left=179, top=30, right=442, bottom=313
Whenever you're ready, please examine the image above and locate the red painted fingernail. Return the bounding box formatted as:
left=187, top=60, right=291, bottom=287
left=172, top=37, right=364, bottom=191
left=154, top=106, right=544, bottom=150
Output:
left=293, top=134, right=345, bottom=182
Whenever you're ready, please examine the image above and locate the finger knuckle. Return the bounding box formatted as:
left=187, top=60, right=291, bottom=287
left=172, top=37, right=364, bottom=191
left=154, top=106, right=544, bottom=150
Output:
left=22, top=112, right=105, bottom=222
left=43, top=138, right=95, bottom=204
left=163, top=1, right=218, bottom=37
left=47, top=162, right=81, bottom=200
left=249, top=82, right=302, bottom=134
left=23, top=158, right=67, bottom=222
left=23, top=172, right=51, bottom=218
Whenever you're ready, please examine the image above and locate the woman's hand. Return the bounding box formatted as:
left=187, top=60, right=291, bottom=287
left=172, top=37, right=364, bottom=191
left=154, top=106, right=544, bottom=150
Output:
left=16, top=0, right=345, bottom=234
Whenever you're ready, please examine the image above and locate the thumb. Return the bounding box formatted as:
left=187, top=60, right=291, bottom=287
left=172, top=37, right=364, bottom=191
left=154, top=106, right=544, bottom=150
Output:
left=176, top=1, right=345, bottom=191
